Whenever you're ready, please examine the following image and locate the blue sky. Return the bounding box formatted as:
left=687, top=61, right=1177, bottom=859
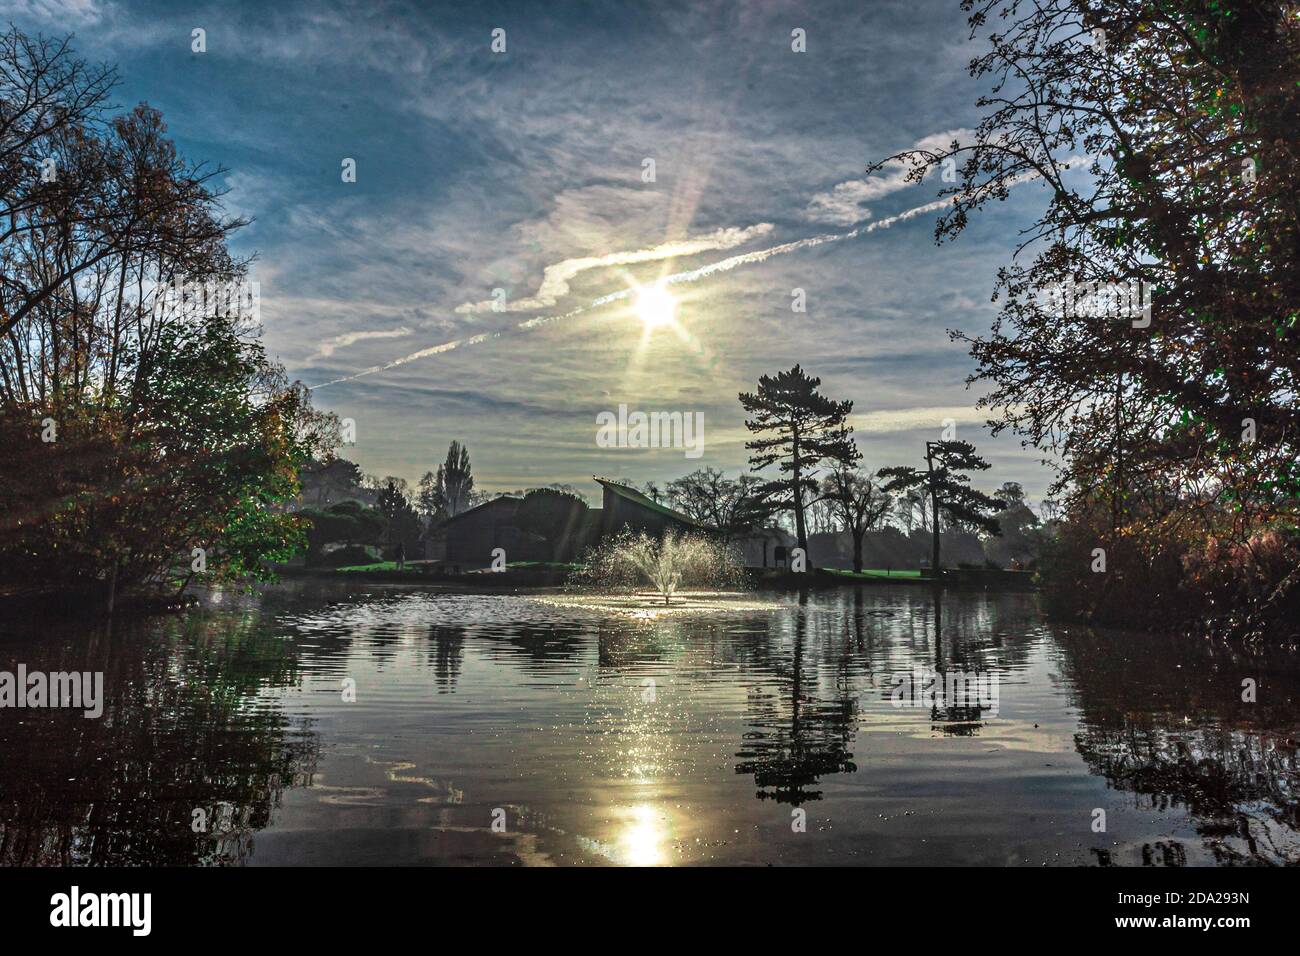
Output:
left=4, top=0, right=1060, bottom=504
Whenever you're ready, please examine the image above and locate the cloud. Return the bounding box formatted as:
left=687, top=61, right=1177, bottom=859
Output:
left=805, top=128, right=975, bottom=225
left=0, top=0, right=108, bottom=24
left=306, top=326, right=413, bottom=362
left=851, top=405, right=996, bottom=433
left=455, top=223, right=774, bottom=314
left=311, top=193, right=961, bottom=389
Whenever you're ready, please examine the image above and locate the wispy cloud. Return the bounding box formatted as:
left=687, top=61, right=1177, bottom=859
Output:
left=311, top=193, right=960, bottom=389
left=805, top=128, right=975, bottom=225
left=0, top=0, right=108, bottom=24
left=306, top=326, right=413, bottom=362
left=455, top=224, right=773, bottom=315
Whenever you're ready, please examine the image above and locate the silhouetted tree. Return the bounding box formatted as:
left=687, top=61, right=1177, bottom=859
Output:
left=0, top=30, right=334, bottom=601
left=416, top=470, right=446, bottom=523
left=823, top=455, right=894, bottom=573
left=881, top=441, right=1004, bottom=572
left=739, top=365, right=857, bottom=558
left=868, top=0, right=1300, bottom=555
left=435, top=441, right=475, bottom=516
left=666, top=468, right=771, bottom=540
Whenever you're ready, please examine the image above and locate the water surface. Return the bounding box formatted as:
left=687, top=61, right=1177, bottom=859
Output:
left=2, top=582, right=1297, bottom=866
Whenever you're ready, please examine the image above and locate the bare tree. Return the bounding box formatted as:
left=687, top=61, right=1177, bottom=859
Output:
left=824, top=464, right=893, bottom=573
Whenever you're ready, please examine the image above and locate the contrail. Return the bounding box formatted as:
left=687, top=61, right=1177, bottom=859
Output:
left=307, top=195, right=956, bottom=389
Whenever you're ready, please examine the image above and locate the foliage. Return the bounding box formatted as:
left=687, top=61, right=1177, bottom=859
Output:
left=739, top=365, right=857, bottom=555
left=881, top=440, right=1005, bottom=570
left=869, top=1, right=1300, bottom=631
left=0, top=29, right=335, bottom=597
left=666, top=468, right=772, bottom=538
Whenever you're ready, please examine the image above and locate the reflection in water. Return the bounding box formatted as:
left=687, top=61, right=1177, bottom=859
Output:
left=0, top=608, right=319, bottom=865
left=1, top=580, right=1298, bottom=865
left=1054, top=627, right=1300, bottom=865
left=619, top=804, right=667, bottom=866
left=734, top=610, right=859, bottom=805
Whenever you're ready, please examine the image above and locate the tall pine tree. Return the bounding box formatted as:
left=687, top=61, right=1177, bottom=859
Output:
left=739, top=366, right=857, bottom=560
left=881, top=440, right=1004, bottom=574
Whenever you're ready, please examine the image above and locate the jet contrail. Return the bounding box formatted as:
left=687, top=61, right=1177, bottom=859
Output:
left=307, top=194, right=956, bottom=389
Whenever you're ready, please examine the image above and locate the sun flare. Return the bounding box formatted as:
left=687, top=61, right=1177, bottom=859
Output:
left=634, top=282, right=676, bottom=330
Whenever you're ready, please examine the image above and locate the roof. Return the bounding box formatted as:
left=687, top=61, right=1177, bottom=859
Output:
left=593, top=477, right=702, bottom=527
left=443, top=495, right=521, bottom=523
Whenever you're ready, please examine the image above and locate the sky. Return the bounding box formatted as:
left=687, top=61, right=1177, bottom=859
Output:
left=3, top=0, right=1062, bottom=505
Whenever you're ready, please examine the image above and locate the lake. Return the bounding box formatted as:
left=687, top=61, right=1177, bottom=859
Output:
left=2, top=581, right=1297, bottom=866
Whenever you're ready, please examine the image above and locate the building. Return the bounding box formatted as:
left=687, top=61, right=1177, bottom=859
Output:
left=734, top=527, right=798, bottom=569
left=593, top=477, right=701, bottom=538
left=426, top=478, right=706, bottom=569
left=424, top=497, right=547, bottom=568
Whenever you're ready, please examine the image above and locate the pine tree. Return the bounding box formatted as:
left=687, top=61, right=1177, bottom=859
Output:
left=880, top=440, right=1004, bottom=573
left=739, top=365, right=857, bottom=559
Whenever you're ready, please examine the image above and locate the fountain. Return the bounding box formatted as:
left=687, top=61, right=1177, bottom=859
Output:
left=567, top=529, right=750, bottom=608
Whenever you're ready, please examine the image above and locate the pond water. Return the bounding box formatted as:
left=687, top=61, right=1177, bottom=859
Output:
left=2, top=581, right=1298, bottom=866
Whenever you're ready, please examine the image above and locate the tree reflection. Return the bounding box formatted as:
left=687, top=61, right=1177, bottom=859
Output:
left=1056, top=627, right=1300, bottom=864
left=734, top=611, right=859, bottom=805
left=0, top=610, right=318, bottom=866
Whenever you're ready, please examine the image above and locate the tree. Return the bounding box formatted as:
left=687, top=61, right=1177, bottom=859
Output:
left=739, top=365, right=857, bottom=558
left=985, top=496, right=1043, bottom=569
left=417, top=470, right=446, bottom=523
left=881, top=440, right=1005, bottom=573
left=376, top=480, right=421, bottom=555
left=0, top=30, right=328, bottom=602
left=894, top=487, right=928, bottom=533
left=666, top=468, right=771, bottom=540
left=995, top=481, right=1028, bottom=510
left=0, top=31, right=240, bottom=347
left=300, top=458, right=363, bottom=508
left=823, top=463, right=894, bottom=573
left=868, top=0, right=1300, bottom=550
left=435, top=441, right=475, bottom=516
left=0, top=309, right=334, bottom=597
left=513, top=488, right=590, bottom=559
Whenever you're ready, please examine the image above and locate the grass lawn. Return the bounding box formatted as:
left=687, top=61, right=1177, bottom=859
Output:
left=824, top=568, right=923, bottom=580
left=336, top=560, right=578, bottom=574
left=336, top=560, right=427, bottom=573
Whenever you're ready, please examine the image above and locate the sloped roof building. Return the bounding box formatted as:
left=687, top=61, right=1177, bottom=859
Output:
left=593, top=476, right=702, bottom=538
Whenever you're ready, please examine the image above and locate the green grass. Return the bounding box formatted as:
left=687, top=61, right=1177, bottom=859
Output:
left=335, top=559, right=578, bottom=574
left=824, top=568, right=923, bottom=580
left=336, top=560, right=424, bottom=573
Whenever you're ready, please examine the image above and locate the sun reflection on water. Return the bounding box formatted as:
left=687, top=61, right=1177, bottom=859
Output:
left=619, top=804, right=667, bottom=866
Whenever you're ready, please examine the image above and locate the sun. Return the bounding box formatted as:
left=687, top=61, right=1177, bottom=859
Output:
left=635, top=282, right=676, bottom=330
